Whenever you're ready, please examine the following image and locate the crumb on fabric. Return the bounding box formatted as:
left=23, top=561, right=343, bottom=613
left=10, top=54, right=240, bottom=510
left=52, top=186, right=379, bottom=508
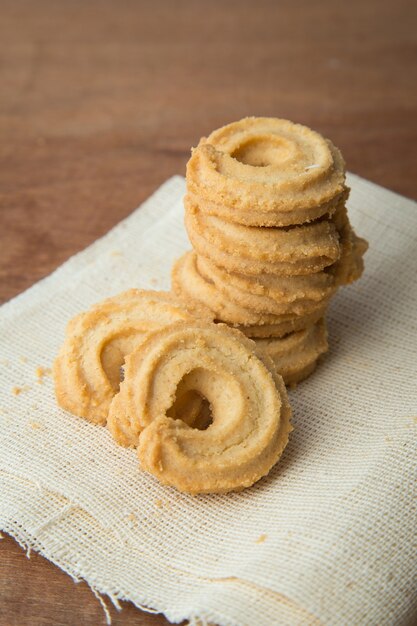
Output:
left=155, top=499, right=163, bottom=509
left=256, top=534, right=267, bottom=544
left=110, top=250, right=123, bottom=257
left=28, top=421, right=43, bottom=430
left=127, top=513, right=137, bottom=523
left=36, top=366, right=52, bottom=383
left=12, top=386, right=30, bottom=396
left=20, top=356, right=28, bottom=364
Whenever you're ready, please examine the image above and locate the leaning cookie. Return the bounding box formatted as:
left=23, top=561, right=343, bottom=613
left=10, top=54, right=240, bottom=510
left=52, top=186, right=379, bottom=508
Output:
left=108, top=321, right=292, bottom=494
left=186, top=117, right=347, bottom=226
left=194, top=226, right=365, bottom=319
left=172, top=251, right=329, bottom=328
left=185, top=199, right=343, bottom=276
left=255, top=319, right=328, bottom=386
left=196, top=255, right=336, bottom=316
left=236, top=306, right=327, bottom=339
left=53, top=289, right=212, bottom=425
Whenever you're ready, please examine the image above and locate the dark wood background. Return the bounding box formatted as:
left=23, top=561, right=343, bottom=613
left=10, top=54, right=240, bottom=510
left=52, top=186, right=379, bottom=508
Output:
left=1, top=0, right=416, bottom=624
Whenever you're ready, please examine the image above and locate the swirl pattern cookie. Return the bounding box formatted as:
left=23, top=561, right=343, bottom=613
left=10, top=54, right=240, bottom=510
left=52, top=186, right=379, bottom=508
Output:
left=172, top=251, right=329, bottom=328
left=108, top=321, right=292, bottom=494
left=185, top=198, right=343, bottom=275
left=54, top=289, right=212, bottom=425
left=236, top=307, right=327, bottom=338
left=255, top=319, right=328, bottom=386
left=195, top=226, right=366, bottom=319
left=186, top=117, right=347, bottom=226
left=196, top=255, right=335, bottom=316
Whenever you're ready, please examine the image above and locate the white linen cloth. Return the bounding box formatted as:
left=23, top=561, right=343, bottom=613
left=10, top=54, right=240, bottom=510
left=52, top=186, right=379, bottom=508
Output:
left=1, top=175, right=416, bottom=626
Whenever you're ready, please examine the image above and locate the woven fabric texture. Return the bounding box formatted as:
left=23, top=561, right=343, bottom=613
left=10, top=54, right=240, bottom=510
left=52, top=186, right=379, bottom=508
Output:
left=1, top=175, right=416, bottom=626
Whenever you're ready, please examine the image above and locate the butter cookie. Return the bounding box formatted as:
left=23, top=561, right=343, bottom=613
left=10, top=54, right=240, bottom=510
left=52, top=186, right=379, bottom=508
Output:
left=186, top=117, right=347, bottom=226
left=108, top=321, right=292, bottom=494
left=54, top=290, right=212, bottom=425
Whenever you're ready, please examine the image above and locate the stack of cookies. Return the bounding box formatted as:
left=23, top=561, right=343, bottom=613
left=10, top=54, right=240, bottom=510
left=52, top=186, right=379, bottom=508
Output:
left=172, top=117, right=368, bottom=385
left=53, top=117, right=368, bottom=493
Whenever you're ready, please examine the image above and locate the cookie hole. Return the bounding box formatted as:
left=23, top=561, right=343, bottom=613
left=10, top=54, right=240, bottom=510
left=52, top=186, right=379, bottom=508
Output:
left=101, top=340, right=132, bottom=391
left=191, top=397, right=213, bottom=430
left=230, top=135, right=293, bottom=167
left=100, top=332, right=146, bottom=391
left=167, top=390, right=213, bottom=431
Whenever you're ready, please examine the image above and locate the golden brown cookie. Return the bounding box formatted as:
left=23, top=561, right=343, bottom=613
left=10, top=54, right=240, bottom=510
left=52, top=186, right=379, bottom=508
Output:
left=255, top=319, right=328, bottom=386
left=236, top=306, right=327, bottom=338
left=185, top=198, right=343, bottom=276
left=54, top=289, right=212, bottom=425
left=195, top=227, right=366, bottom=317
left=186, top=117, right=347, bottom=227
left=172, top=251, right=329, bottom=328
left=108, top=321, right=292, bottom=494
left=196, top=255, right=336, bottom=316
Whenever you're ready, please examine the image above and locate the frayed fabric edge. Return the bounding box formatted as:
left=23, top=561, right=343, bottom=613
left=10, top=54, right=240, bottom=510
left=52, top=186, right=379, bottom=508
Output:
left=0, top=522, right=186, bottom=626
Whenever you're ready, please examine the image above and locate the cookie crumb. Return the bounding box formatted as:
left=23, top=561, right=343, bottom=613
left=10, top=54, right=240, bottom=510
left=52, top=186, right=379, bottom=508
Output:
left=110, top=250, right=123, bottom=257
left=36, top=366, right=52, bottom=383
left=28, top=421, right=43, bottom=430
left=127, top=513, right=137, bottom=523
left=155, top=499, right=163, bottom=509
left=12, top=386, right=26, bottom=396
left=20, top=356, right=28, bottom=364
left=256, top=533, right=267, bottom=544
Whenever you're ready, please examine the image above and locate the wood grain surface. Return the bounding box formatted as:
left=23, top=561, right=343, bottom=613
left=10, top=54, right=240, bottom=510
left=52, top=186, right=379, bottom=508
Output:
left=0, top=0, right=416, bottom=624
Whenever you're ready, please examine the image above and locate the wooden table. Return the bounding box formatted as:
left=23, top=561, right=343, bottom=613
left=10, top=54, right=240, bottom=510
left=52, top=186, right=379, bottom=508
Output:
left=1, top=1, right=416, bottom=624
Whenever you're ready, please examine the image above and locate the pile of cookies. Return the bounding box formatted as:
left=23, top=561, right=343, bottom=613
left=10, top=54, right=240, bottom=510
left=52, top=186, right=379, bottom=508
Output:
left=173, top=117, right=368, bottom=385
left=54, top=290, right=292, bottom=494
left=54, top=117, right=368, bottom=495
